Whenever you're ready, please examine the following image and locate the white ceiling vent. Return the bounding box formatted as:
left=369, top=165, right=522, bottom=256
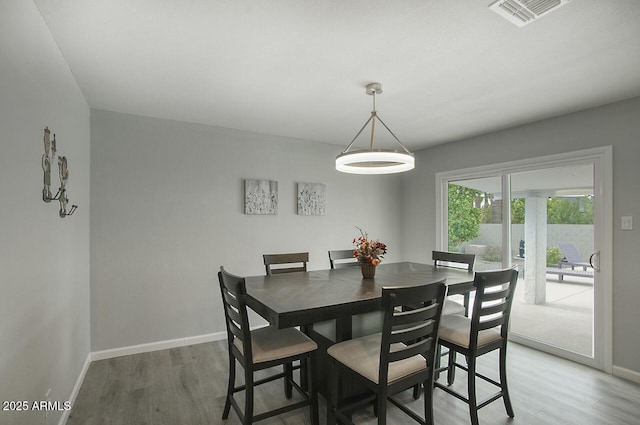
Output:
left=489, top=0, right=574, bottom=27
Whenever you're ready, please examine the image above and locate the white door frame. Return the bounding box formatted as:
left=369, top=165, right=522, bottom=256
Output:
left=436, top=146, right=613, bottom=372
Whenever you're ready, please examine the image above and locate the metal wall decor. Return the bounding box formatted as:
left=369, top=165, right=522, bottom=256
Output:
left=42, top=126, right=77, bottom=218
left=244, top=179, right=278, bottom=215
left=297, top=182, right=326, bottom=216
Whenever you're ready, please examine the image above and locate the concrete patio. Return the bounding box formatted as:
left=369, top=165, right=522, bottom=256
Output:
left=509, top=273, right=593, bottom=356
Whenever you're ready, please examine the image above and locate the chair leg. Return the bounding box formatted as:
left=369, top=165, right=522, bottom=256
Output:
left=499, top=345, right=515, bottom=418
left=327, top=359, right=339, bottom=425
left=467, top=356, right=479, bottom=425
left=376, top=388, right=387, bottom=425
left=301, top=325, right=310, bottom=391
left=447, top=350, right=456, bottom=386
left=435, top=344, right=442, bottom=381
left=222, top=354, right=235, bottom=419
left=423, top=379, right=435, bottom=425
left=300, top=358, right=309, bottom=392
left=307, top=356, right=319, bottom=425
left=412, top=383, right=421, bottom=400
left=284, top=362, right=293, bottom=399
left=244, top=369, right=254, bottom=425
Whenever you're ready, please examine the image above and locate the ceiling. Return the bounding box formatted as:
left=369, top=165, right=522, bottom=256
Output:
left=34, top=0, right=640, bottom=151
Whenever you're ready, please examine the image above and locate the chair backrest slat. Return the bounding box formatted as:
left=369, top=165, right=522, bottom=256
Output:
left=218, top=267, right=253, bottom=360
left=392, top=304, right=438, bottom=327
left=269, top=266, right=305, bottom=274
left=480, top=286, right=510, bottom=302
left=328, top=249, right=359, bottom=269
left=470, top=268, right=519, bottom=343
left=222, top=288, right=241, bottom=309
left=228, top=319, right=245, bottom=340
left=264, top=252, right=309, bottom=275
left=225, top=302, right=243, bottom=325
left=477, top=316, right=506, bottom=331
left=480, top=302, right=508, bottom=317
left=389, top=320, right=437, bottom=344
left=432, top=250, right=475, bottom=272
left=379, top=280, right=447, bottom=385
left=388, top=337, right=434, bottom=363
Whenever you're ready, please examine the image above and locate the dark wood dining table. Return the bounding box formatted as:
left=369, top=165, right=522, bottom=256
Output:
left=244, top=261, right=475, bottom=396
left=244, top=261, right=475, bottom=333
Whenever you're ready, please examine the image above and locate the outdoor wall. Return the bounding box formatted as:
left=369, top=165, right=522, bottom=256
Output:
left=90, top=110, right=403, bottom=352
left=0, top=1, right=91, bottom=424
left=401, top=96, right=640, bottom=378
left=467, top=224, right=594, bottom=260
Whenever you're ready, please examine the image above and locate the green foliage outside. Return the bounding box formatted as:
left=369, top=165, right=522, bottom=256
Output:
left=448, top=183, right=594, bottom=251
left=448, top=184, right=483, bottom=252
left=546, top=246, right=563, bottom=266
left=511, top=196, right=593, bottom=224
left=511, top=198, right=525, bottom=224
left=547, top=196, right=594, bottom=224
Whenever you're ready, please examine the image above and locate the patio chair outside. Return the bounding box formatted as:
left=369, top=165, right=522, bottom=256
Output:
left=558, top=243, right=591, bottom=270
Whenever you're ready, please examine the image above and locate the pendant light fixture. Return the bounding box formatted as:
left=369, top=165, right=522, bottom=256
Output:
left=336, top=83, right=414, bottom=174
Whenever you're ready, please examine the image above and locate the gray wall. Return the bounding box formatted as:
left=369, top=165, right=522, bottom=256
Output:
left=401, top=97, right=640, bottom=375
left=90, top=110, right=404, bottom=351
left=0, top=1, right=91, bottom=424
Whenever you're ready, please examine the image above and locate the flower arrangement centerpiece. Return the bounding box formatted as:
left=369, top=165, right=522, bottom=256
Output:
left=353, top=227, right=387, bottom=278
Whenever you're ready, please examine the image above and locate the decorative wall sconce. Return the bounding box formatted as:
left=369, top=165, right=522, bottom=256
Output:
left=42, top=126, right=77, bottom=218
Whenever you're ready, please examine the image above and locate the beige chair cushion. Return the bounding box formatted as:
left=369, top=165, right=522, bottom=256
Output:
left=234, top=326, right=317, bottom=364
left=438, top=314, right=501, bottom=348
left=327, top=333, right=427, bottom=384
left=442, top=299, right=465, bottom=316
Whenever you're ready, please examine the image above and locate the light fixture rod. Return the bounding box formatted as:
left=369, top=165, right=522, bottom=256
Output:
left=374, top=114, right=412, bottom=154
left=369, top=111, right=376, bottom=150
left=342, top=112, right=375, bottom=154
left=369, top=91, right=377, bottom=150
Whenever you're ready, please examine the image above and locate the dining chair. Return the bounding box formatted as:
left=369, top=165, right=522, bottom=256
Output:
left=328, top=249, right=359, bottom=269
left=263, top=251, right=311, bottom=390
left=432, top=250, right=476, bottom=316
left=263, top=252, right=309, bottom=275
left=434, top=268, right=519, bottom=425
left=403, top=251, right=474, bottom=399
left=326, top=280, right=447, bottom=425
left=325, top=248, right=383, bottom=340
left=218, top=267, right=319, bottom=425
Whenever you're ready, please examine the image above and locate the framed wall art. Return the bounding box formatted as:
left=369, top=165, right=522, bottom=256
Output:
left=245, top=179, right=278, bottom=215
left=297, top=182, right=326, bottom=216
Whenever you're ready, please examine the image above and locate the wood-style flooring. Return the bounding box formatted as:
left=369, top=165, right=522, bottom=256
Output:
left=66, top=340, right=640, bottom=425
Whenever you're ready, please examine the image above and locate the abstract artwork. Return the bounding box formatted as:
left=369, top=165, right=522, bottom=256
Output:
left=297, top=182, right=326, bottom=216
left=245, top=179, right=278, bottom=215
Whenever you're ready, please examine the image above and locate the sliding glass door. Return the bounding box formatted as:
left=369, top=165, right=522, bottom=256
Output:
left=437, top=148, right=612, bottom=371
left=508, top=164, right=595, bottom=357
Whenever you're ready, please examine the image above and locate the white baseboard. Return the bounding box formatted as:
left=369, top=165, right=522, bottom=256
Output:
left=59, top=353, right=91, bottom=425
left=613, top=365, right=640, bottom=384
left=90, top=331, right=228, bottom=361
